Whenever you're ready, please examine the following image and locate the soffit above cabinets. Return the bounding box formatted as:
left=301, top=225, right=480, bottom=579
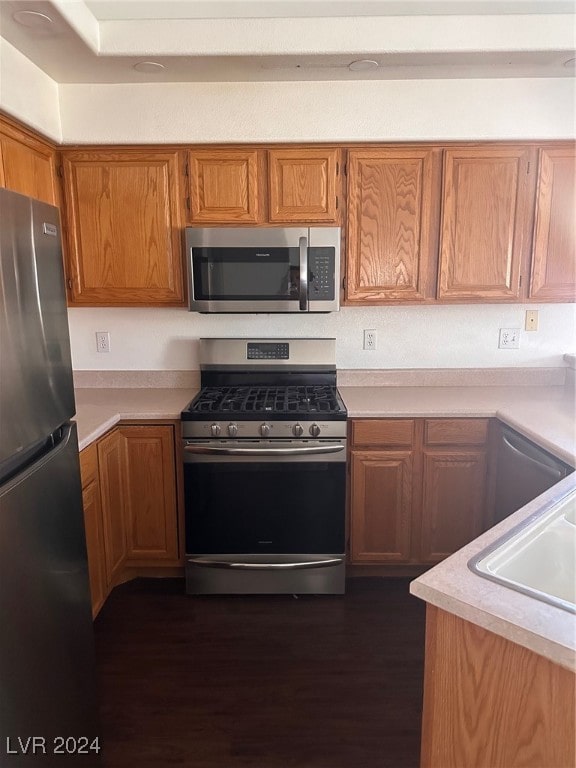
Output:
left=0, top=0, right=574, bottom=84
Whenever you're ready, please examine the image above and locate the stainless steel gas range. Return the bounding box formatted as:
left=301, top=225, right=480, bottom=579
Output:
left=181, top=338, right=347, bottom=595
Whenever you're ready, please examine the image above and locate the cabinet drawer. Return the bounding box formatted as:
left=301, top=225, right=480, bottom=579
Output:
left=351, top=419, right=415, bottom=447
left=79, top=443, right=99, bottom=488
left=424, top=419, right=489, bottom=446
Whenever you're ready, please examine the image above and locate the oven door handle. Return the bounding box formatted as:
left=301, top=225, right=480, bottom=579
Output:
left=183, top=444, right=345, bottom=456
left=299, top=234, right=308, bottom=311
left=188, top=557, right=344, bottom=570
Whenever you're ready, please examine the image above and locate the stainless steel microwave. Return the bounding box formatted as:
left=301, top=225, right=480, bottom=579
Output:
left=186, top=226, right=341, bottom=313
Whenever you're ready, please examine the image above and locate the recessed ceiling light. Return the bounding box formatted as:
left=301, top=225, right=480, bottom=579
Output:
left=13, top=10, right=53, bottom=27
left=133, top=61, right=166, bottom=73
left=348, top=59, right=379, bottom=72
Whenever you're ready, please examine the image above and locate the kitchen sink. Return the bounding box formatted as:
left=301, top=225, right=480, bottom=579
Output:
left=469, top=490, right=576, bottom=614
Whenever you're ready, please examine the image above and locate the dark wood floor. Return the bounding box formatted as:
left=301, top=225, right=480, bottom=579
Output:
left=94, top=578, right=426, bottom=768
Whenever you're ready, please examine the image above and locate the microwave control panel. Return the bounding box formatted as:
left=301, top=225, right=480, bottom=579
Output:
left=309, top=248, right=335, bottom=300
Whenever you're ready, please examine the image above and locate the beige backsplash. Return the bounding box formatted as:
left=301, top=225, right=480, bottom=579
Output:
left=73, top=367, right=569, bottom=389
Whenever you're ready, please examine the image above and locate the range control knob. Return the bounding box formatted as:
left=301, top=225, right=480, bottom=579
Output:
left=210, top=423, right=221, bottom=437
left=293, top=423, right=304, bottom=437
left=227, top=423, right=238, bottom=437
left=260, top=423, right=271, bottom=437
left=309, top=423, right=321, bottom=437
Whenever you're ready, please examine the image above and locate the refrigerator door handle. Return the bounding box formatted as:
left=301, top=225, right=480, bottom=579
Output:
left=0, top=424, right=73, bottom=493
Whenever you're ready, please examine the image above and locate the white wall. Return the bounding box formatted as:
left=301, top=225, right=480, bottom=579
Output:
left=68, top=304, right=576, bottom=371
left=58, top=78, right=575, bottom=144
left=0, top=40, right=61, bottom=141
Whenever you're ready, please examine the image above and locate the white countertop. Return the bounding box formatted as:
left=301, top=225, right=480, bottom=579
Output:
left=74, top=387, right=197, bottom=450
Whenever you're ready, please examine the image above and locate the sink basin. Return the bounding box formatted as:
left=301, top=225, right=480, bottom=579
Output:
left=469, top=491, right=576, bottom=614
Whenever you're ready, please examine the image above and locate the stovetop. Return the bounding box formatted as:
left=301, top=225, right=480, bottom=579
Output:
left=182, top=384, right=347, bottom=421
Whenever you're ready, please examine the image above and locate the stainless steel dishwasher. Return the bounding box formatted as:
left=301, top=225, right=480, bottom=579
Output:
left=494, top=425, right=574, bottom=523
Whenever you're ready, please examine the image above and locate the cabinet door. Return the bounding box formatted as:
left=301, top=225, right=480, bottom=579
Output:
left=0, top=124, right=57, bottom=205
left=82, top=479, right=107, bottom=618
left=188, top=149, right=262, bottom=223
left=97, top=428, right=128, bottom=584
left=62, top=150, right=185, bottom=306
left=350, top=450, right=414, bottom=563
left=346, top=148, right=439, bottom=302
left=419, top=449, right=488, bottom=563
left=529, top=146, right=576, bottom=301
left=437, top=147, right=533, bottom=301
left=120, top=426, right=180, bottom=564
left=79, top=444, right=107, bottom=617
left=268, top=148, right=340, bottom=223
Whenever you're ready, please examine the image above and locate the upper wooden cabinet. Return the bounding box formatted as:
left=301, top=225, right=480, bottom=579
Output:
left=437, top=146, right=534, bottom=301
left=0, top=117, right=58, bottom=206
left=61, top=149, right=186, bottom=306
left=188, top=149, right=263, bottom=223
left=268, top=148, right=341, bottom=223
left=345, top=147, right=440, bottom=302
left=529, top=145, right=576, bottom=301
left=187, top=147, right=341, bottom=224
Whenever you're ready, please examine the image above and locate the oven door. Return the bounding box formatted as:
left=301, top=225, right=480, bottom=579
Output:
left=182, top=440, right=346, bottom=594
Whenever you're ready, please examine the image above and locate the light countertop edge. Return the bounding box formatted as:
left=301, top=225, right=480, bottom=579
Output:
left=410, top=473, right=576, bottom=672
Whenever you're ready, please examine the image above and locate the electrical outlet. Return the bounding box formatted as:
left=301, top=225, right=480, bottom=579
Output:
left=363, top=329, right=377, bottom=350
left=96, top=331, right=111, bottom=353
left=498, top=328, right=520, bottom=349
left=525, top=310, right=539, bottom=331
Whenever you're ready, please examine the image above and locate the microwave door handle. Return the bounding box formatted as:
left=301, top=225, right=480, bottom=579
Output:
left=299, top=235, right=308, bottom=311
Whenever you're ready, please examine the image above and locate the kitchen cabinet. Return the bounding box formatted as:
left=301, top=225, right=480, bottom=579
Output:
left=120, top=425, right=180, bottom=565
left=187, top=147, right=341, bottom=224
left=345, top=147, right=440, bottom=303
left=61, top=149, right=186, bottom=306
left=529, top=144, right=576, bottom=301
left=349, top=418, right=491, bottom=566
left=0, top=115, right=58, bottom=206
left=349, top=419, right=416, bottom=563
left=420, top=606, right=575, bottom=768
left=437, top=146, right=535, bottom=301
left=419, top=419, right=489, bottom=563
left=188, top=149, right=263, bottom=223
left=79, top=443, right=107, bottom=618
left=79, top=422, right=182, bottom=616
left=97, top=427, right=129, bottom=585
left=268, top=148, right=341, bottom=223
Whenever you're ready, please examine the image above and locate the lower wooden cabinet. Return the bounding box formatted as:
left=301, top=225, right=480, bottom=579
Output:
left=420, top=606, right=575, bottom=768
left=349, top=418, right=491, bottom=567
left=79, top=443, right=107, bottom=618
left=79, top=422, right=182, bottom=617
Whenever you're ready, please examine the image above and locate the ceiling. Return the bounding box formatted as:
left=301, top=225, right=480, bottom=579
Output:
left=0, top=0, right=574, bottom=84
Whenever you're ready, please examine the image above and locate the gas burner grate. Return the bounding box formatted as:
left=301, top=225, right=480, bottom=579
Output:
left=189, top=385, right=343, bottom=415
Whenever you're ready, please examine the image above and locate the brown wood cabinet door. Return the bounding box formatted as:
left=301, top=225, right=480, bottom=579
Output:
left=0, top=130, right=57, bottom=205
left=419, top=449, right=487, bottom=563
left=188, top=149, right=262, bottom=223
left=529, top=146, right=576, bottom=301
left=350, top=450, right=413, bottom=563
left=346, top=148, right=439, bottom=303
left=82, top=478, right=107, bottom=618
left=97, top=428, right=128, bottom=584
left=268, top=148, right=340, bottom=223
left=62, top=150, right=185, bottom=306
left=120, top=426, right=180, bottom=564
left=438, top=147, right=533, bottom=301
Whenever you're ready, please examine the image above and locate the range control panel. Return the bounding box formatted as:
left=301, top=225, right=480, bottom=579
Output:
left=247, top=342, right=289, bottom=360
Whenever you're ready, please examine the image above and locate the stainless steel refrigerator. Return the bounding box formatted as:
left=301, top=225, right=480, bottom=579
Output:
left=0, top=189, right=100, bottom=765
